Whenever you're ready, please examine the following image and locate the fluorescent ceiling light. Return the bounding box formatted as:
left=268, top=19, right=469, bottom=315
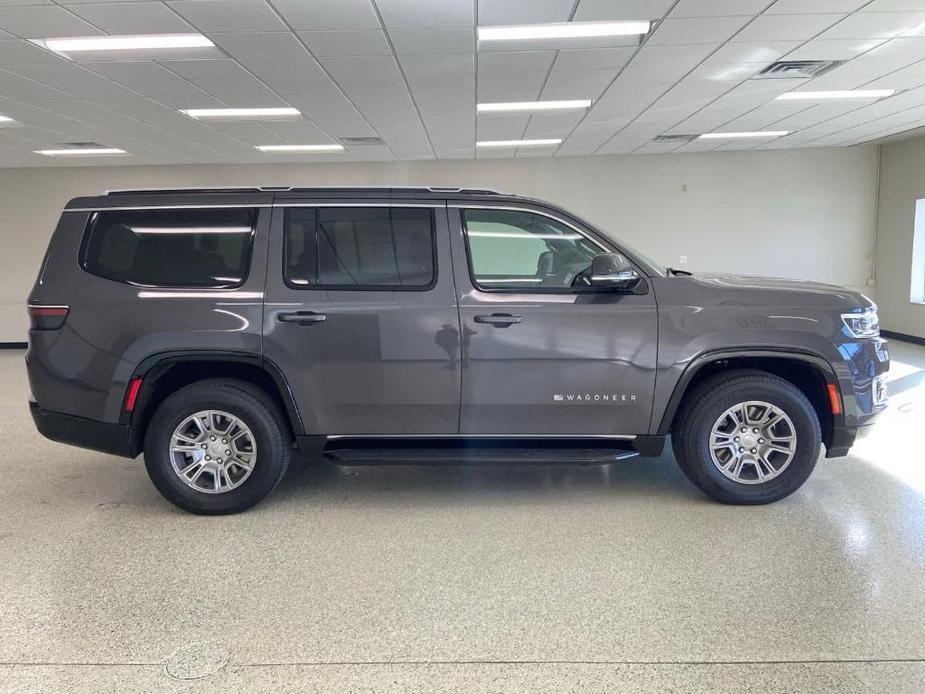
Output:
left=0, top=115, right=14, bottom=123
left=180, top=107, right=301, bottom=120
left=477, top=100, right=592, bottom=113
left=34, top=148, right=127, bottom=156
left=476, top=138, right=562, bottom=147
left=478, top=21, right=651, bottom=41
left=256, top=144, right=345, bottom=152
left=698, top=131, right=789, bottom=139
left=775, top=89, right=896, bottom=101
left=33, top=34, right=213, bottom=53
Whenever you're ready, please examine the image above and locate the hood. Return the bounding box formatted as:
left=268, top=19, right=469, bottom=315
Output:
left=687, top=273, right=874, bottom=308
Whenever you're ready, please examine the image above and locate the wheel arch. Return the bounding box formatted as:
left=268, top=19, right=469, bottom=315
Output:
left=122, top=351, right=304, bottom=456
left=657, top=348, right=842, bottom=451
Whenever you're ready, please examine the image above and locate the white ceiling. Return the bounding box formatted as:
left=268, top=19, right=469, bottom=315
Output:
left=1, top=0, right=925, bottom=166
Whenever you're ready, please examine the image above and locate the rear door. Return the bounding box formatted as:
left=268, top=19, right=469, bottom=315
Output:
left=262, top=196, right=461, bottom=435
left=449, top=203, right=658, bottom=436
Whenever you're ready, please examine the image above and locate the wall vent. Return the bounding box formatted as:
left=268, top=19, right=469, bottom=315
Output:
left=653, top=134, right=698, bottom=143
left=753, top=60, right=843, bottom=80
left=339, top=136, right=384, bottom=145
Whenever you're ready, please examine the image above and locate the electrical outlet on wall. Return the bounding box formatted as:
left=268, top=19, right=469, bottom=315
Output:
left=679, top=255, right=688, bottom=265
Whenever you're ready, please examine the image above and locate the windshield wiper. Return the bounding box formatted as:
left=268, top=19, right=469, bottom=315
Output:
left=666, top=267, right=693, bottom=277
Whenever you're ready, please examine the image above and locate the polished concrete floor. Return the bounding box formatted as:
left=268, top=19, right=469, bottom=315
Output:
left=1, top=341, right=923, bottom=693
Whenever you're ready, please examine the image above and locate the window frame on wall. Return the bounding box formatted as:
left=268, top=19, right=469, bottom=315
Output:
left=79, top=207, right=258, bottom=289
left=458, top=205, right=631, bottom=295
left=281, top=205, right=439, bottom=292
left=911, top=199, right=925, bottom=305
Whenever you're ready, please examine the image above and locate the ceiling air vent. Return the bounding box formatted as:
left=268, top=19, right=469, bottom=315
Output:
left=653, top=134, right=698, bottom=143
left=339, top=136, right=384, bottom=145
left=59, top=141, right=108, bottom=148
left=754, top=60, right=843, bottom=80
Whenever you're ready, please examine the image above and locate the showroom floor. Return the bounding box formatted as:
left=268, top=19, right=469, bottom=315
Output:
left=0, top=341, right=923, bottom=693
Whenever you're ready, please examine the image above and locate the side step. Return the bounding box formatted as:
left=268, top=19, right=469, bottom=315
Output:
left=321, top=438, right=640, bottom=465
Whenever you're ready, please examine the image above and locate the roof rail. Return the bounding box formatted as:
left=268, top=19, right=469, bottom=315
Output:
left=105, top=185, right=508, bottom=196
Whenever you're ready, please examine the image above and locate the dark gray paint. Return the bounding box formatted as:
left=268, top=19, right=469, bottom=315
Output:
left=27, top=188, right=888, bottom=453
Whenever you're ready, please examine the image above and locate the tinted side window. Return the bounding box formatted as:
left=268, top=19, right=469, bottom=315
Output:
left=284, top=207, right=435, bottom=289
left=462, top=208, right=601, bottom=291
left=82, top=208, right=256, bottom=288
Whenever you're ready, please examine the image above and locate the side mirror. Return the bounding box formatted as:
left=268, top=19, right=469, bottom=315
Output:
left=590, top=253, right=642, bottom=291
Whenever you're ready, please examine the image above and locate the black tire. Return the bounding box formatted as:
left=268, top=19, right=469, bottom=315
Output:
left=671, top=369, right=821, bottom=505
left=143, top=378, right=292, bottom=515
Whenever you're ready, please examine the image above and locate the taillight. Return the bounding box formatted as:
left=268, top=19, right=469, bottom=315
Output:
left=28, top=305, right=69, bottom=331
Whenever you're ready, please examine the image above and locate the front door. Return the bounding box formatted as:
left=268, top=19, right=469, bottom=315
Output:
left=263, top=198, right=461, bottom=435
left=450, top=204, right=658, bottom=436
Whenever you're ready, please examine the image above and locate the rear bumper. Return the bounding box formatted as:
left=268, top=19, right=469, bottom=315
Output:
left=30, top=401, right=137, bottom=458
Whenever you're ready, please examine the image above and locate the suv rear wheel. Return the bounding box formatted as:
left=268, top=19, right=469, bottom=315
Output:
left=143, top=378, right=291, bottom=514
left=671, top=369, right=821, bottom=504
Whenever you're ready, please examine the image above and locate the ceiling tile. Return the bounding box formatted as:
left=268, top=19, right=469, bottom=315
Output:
left=766, top=0, right=869, bottom=12
left=861, top=0, right=925, bottom=9
left=318, top=55, right=402, bottom=86
left=0, top=5, right=102, bottom=38
left=399, top=52, right=474, bottom=74
left=166, top=0, right=286, bottom=33
left=389, top=27, right=474, bottom=54
left=87, top=61, right=212, bottom=98
left=477, top=0, right=573, bottom=26
left=669, top=0, right=768, bottom=17
left=619, top=43, right=717, bottom=83
left=271, top=0, right=379, bottom=31
left=702, top=40, right=802, bottom=65
left=209, top=32, right=307, bottom=59
left=553, top=47, right=634, bottom=71
left=818, top=11, right=925, bottom=40
left=298, top=30, right=390, bottom=57
left=783, top=38, right=888, bottom=60
left=66, top=2, right=193, bottom=34
left=647, top=16, right=752, bottom=45
left=573, top=0, right=675, bottom=22
left=0, top=38, right=64, bottom=63
left=376, top=0, right=472, bottom=28
left=542, top=68, right=616, bottom=99
left=732, top=13, right=848, bottom=42
left=477, top=50, right=555, bottom=73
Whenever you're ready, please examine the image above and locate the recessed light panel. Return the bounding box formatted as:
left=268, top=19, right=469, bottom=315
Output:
left=256, top=144, right=345, bottom=152
left=478, top=21, right=651, bottom=42
left=477, top=100, right=592, bottom=113
left=476, top=138, right=562, bottom=147
left=34, top=148, right=127, bottom=156
left=698, top=131, right=789, bottom=140
left=776, top=89, right=896, bottom=101
left=31, top=34, right=218, bottom=62
left=179, top=108, right=302, bottom=121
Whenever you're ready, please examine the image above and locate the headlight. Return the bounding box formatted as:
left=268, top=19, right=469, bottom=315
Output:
left=841, top=308, right=880, bottom=338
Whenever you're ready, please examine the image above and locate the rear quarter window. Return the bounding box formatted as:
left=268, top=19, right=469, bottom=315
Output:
left=80, top=208, right=257, bottom=288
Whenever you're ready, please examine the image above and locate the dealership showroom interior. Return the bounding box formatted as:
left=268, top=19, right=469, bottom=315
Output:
left=4, top=0, right=925, bottom=692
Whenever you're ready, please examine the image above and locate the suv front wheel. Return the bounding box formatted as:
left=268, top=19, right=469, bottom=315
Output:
left=143, top=378, right=291, bottom=514
left=671, top=369, right=822, bottom=504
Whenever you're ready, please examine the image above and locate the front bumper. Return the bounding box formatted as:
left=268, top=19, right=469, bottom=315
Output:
left=30, top=401, right=137, bottom=458
left=827, top=338, right=890, bottom=458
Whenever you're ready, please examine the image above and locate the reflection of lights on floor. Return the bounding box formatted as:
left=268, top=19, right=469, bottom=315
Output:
left=853, top=341, right=925, bottom=494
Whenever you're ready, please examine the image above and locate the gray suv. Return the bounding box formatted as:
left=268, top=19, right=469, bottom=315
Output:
left=27, top=186, right=889, bottom=514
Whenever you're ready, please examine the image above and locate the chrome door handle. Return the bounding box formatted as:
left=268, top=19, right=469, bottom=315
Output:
left=277, top=311, right=327, bottom=326
left=474, top=313, right=523, bottom=327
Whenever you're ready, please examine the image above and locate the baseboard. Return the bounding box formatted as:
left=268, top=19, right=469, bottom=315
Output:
left=0, top=342, right=26, bottom=349
left=881, top=329, right=925, bottom=346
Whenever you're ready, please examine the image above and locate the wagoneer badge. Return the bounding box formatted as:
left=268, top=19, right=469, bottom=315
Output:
left=553, top=393, right=637, bottom=403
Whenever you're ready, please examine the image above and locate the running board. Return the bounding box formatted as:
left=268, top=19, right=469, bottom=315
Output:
left=321, top=439, right=640, bottom=466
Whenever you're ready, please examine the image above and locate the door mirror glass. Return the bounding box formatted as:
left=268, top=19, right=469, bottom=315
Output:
left=590, top=253, right=642, bottom=291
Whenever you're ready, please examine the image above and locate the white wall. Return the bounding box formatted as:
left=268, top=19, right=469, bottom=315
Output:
left=0, top=146, right=879, bottom=342
left=876, top=135, right=925, bottom=339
